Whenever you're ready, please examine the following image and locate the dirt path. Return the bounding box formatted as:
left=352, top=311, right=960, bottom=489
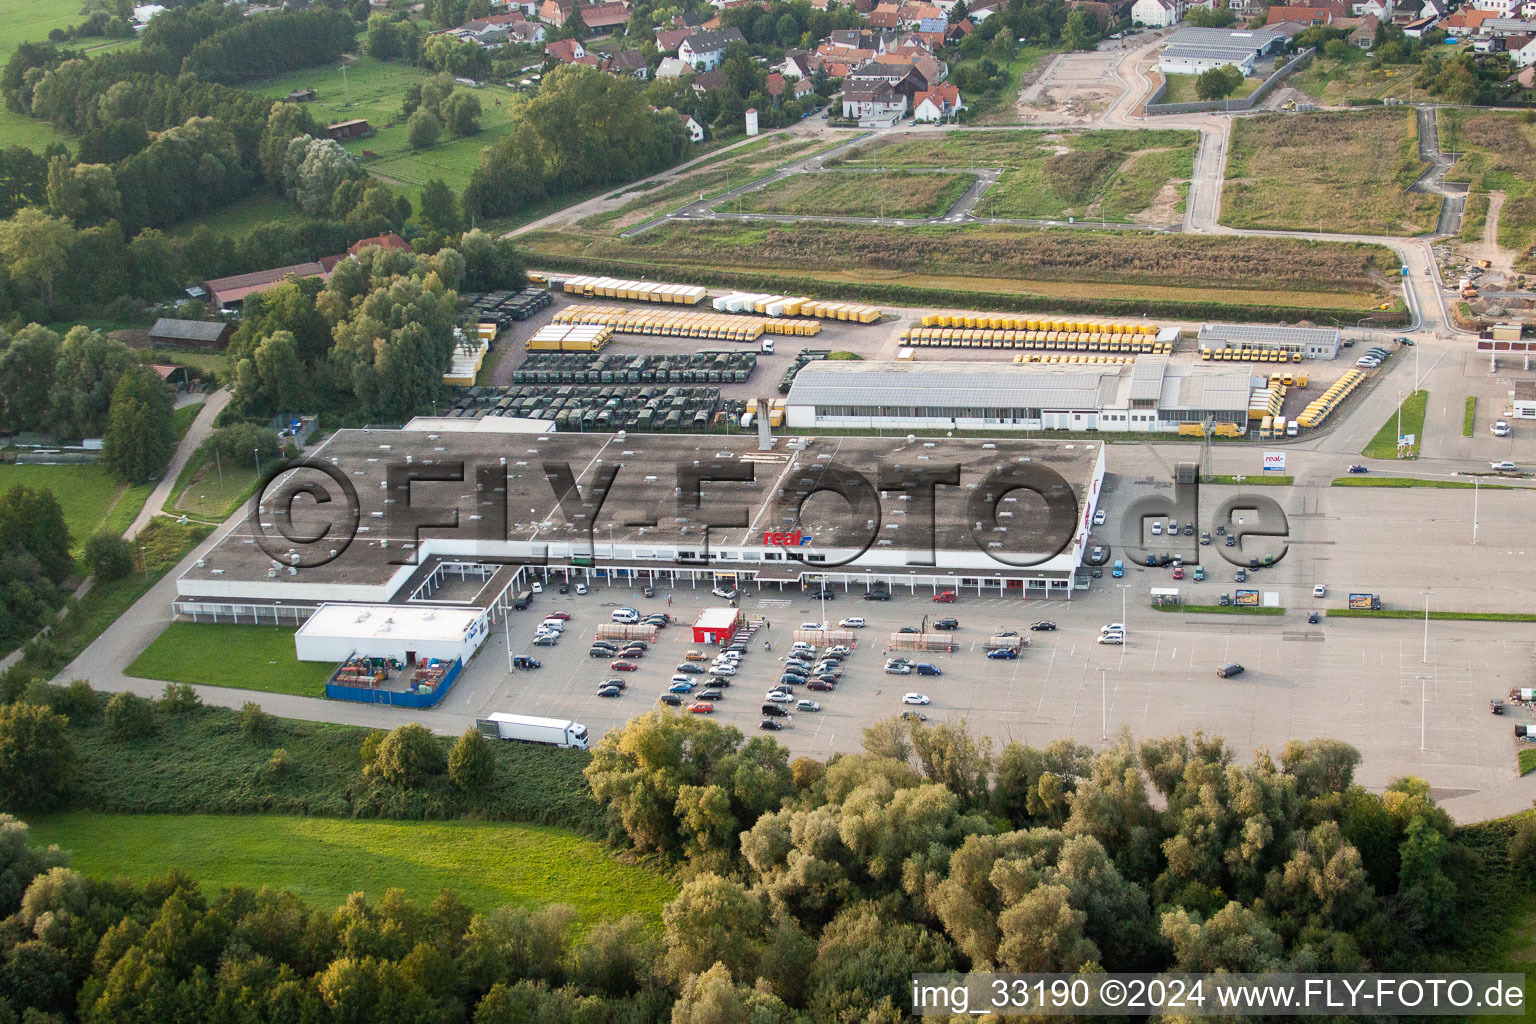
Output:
left=1458, top=190, right=1518, bottom=277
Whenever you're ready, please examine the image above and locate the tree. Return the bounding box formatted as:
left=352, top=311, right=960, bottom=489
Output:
left=441, top=89, right=481, bottom=137
left=1195, top=63, right=1243, bottom=101
left=104, top=691, right=156, bottom=741
left=368, top=723, right=445, bottom=786
left=0, top=815, right=67, bottom=911
left=418, top=178, right=461, bottom=235
left=285, top=136, right=358, bottom=217
left=0, top=703, right=75, bottom=812
left=447, top=727, right=494, bottom=794
left=0, top=486, right=72, bottom=583
left=252, top=330, right=307, bottom=413
left=49, top=327, right=135, bottom=440
left=102, top=366, right=175, bottom=485
left=1062, top=8, right=1099, bottom=51
left=407, top=108, right=442, bottom=150
left=0, top=324, right=61, bottom=431
left=0, top=209, right=73, bottom=310
left=84, top=529, right=133, bottom=581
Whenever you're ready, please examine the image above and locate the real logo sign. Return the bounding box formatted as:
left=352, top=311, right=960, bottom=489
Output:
left=764, top=530, right=813, bottom=547
left=1263, top=452, right=1286, bottom=473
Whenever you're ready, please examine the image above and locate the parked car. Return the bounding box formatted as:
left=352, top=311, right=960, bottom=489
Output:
left=1151, top=522, right=1163, bottom=536
left=863, top=590, right=890, bottom=601
left=511, top=656, right=541, bottom=670
left=1225, top=535, right=1237, bottom=547
left=709, top=666, right=738, bottom=678
left=1235, top=570, right=1247, bottom=583
left=597, top=685, right=622, bottom=698
left=839, top=617, right=866, bottom=628
left=574, top=582, right=588, bottom=595
left=532, top=636, right=558, bottom=647
left=530, top=581, right=543, bottom=593
left=898, top=626, right=919, bottom=634
left=1347, top=465, right=1369, bottom=474
left=796, top=699, right=821, bottom=712
left=933, top=618, right=959, bottom=630
left=827, top=645, right=852, bottom=657
left=712, top=587, right=739, bottom=600
left=800, top=621, right=824, bottom=631
left=807, top=680, right=834, bottom=691
left=1172, top=567, right=1184, bottom=580
left=1097, top=634, right=1123, bottom=645
left=684, top=650, right=708, bottom=661
left=1216, top=662, right=1245, bottom=678
left=885, top=661, right=915, bottom=674
left=765, top=691, right=794, bottom=703
left=1092, top=509, right=1107, bottom=526
left=610, top=609, right=640, bottom=624
left=675, top=663, right=704, bottom=674
left=933, top=590, right=957, bottom=603
left=698, top=689, right=723, bottom=701
left=610, top=660, right=640, bottom=671
left=1029, top=621, right=1056, bottom=631
left=658, top=693, right=683, bottom=706
left=1200, top=532, right=1211, bottom=545
left=759, top=719, right=785, bottom=731
left=900, top=710, right=928, bottom=722
left=916, top=663, right=942, bottom=676
left=545, top=611, right=572, bottom=621
left=668, top=681, right=694, bottom=694
left=903, top=693, right=931, bottom=705
left=986, top=648, right=1018, bottom=660
left=688, top=703, right=714, bottom=714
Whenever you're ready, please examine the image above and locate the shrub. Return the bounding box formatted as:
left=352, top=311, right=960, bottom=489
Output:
left=238, top=701, right=273, bottom=739
left=0, top=702, right=76, bottom=811
left=104, top=692, right=156, bottom=742
left=369, top=723, right=445, bottom=786
left=267, top=747, right=291, bottom=776
left=159, top=683, right=201, bottom=714
left=23, top=679, right=100, bottom=725
left=83, top=530, right=134, bottom=582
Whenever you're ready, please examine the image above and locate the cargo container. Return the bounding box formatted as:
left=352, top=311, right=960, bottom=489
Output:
left=983, top=635, right=1027, bottom=652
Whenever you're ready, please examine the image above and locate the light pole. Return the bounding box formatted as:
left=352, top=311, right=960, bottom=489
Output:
left=1473, top=476, right=1480, bottom=546
left=139, top=545, right=148, bottom=579
left=1117, top=583, right=1130, bottom=636
left=253, top=447, right=261, bottom=478
left=1098, top=666, right=1109, bottom=741
left=1416, top=673, right=1431, bottom=751
left=1420, top=588, right=1433, bottom=664
left=1396, top=389, right=1403, bottom=452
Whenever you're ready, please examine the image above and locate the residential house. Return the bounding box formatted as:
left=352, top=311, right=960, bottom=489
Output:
left=1525, top=0, right=1536, bottom=20
left=1474, top=0, right=1520, bottom=13
left=691, top=67, right=728, bottom=94
left=545, top=37, right=586, bottom=61
left=765, top=71, right=786, bottom=100
left=1132, top=0, right=1185, bottom=26
left=348, top=233, right=412, bottom=256
left=840, top=79, right=907, bottom=124
left=1507, top=31, right=1536, bottom=62
left=655, top=26, right=690, bottom=51
left=912, top=81, right=964, bottom=121
left=539, top=0, right=573, bottom=23
left=1264, top=4, right=1334, bottom=24
left=679, top=113, right=705, bottom=140
left=867, top=4, right=902, bottom=28
left=1348, top=13, right=1379, bottom=45
left=678, top=27, right=746, bottom=69
left=508, top=20, right=547, bottom=42
left=897, top=1, right=946, bottom=30
left=1442, top=6, right=1495, bottom=31
left=655, top=55, right=693, bottom=76
left=1357, top=0, right=1392, bottom=21
left=607, top=49, right=648, bottom=77
left=572, top=53, right=603, bottom=66
left=965, top=0, right=1003, bottom=19
left=791, top=76, right=815, bottom=98
left=946, top=17, right=975, bottom=39
left=580, top=1, right=631, bottom=31
left=779, top=49, right=819, bottom=79
left=847, top=59, right=925, bottom=101
left=1482, top=16, right=1536, bottom=34
left=204, top=263, right=329, bottom=310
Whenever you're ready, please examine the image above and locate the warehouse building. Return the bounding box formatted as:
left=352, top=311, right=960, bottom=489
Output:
left=1196, top=323, right=1341, bottom=360
left=1158, top=27, right=1285, bottom=74
left=782, top=358, right=1255, bottom=433
left=173, top=428, right=1108, bottom=617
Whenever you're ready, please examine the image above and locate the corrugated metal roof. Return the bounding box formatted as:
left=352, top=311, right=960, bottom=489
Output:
left=1197, top=324, right=1339, bottom=345
left=1164, top=371, right=1253, bottom=411
left=786, top=361, right=1125, bottom=409
left=1129, top=357, right=1167, bottom=402
left=1162, top=44, right=1262, bottom=61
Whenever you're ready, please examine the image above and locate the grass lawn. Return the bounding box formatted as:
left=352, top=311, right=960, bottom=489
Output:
left=0, top=0, right=138, bottom=60
left=965, top=46, right=1053, bottom=125
left=127, top=623, right=335, bottom=696
left=153, top=349, right=231, bottom=379
left=1158, top=73, right=1260, bottom=105
left=172, top=402, right=204, bottom=440
left=1202, top=474, right=1293, bottom=485
left=0, top=107, right=70, bottom=153
left=1332, top=475, right=1513, bottom=488
left=1465, top=395, right=1478, bottom=436
left=0, top=464, right=149, bottom=554
left=1522, top=750, right=1536, bottom=776
left=1361, top=388, right=1427, bottom=458
left=22, top=812, right=676, bottom=924
left=837, top=129, right=1197, bottom=224
left=1150, top=603, right=1284, bottom=615
left=170, top=455, right=258, bottom=521
left=1222, top=110, right=1440, bottom=236
left=738, top=170, right=975, bottom=218
left=167, top=194, right=311, bottom=240
left=1328, top=609, right=1536, bottom=621
left=1289, top=48, right=1424, bottom=106
left=1441, top=108, right=1536, bottom=270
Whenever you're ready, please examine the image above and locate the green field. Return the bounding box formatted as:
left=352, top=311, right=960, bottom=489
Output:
left=240, top=57, right=508, bottom=199
left=170, top=451, right=258, bottom=520
left=0, top=107, right=70, bottom=153
left=0, top=0, right=138, bottom=60
left=127, top=623, right=334, bottom=696
left=1290, top=49, right=1424, bottom=106
left=836, top=129, right=1197, bottom=224
left=167, top=194, right=311, bottom=239
left=1441, top=109, right=1536, bottom=269
left=1158, top=73, right=1260, bottom=105
left=737, top=170, right=974, bottom=218
left=0, top=463, right=151, bottom=554
left=23, top=812, right=676, bottom=923
left=1361, top=388, right=1428, bottom=458
left=1222, top=110, right=1440, bottom=236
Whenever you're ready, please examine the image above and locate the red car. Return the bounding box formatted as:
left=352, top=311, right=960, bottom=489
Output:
left=933, top=590, right=957, bottom=603
left=619, top=647, right=646, bottom=658
left=546, top=611, right=573, bottom=620
left=1172, top=567, right=1184, bottom=580
left=609, top=660, right=640, bottom=671
left=688, top=702, right=715, bottom=714
left=807, top=680, right=834, bottom=691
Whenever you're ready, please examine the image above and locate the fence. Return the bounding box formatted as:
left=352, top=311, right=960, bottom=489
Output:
left=326, top=657, right=464, bottom=708
left=1145, top=48, right=1314, bottom=116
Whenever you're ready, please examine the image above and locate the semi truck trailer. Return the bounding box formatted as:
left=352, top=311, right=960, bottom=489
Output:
left=480, top=713, right=590, bottom=749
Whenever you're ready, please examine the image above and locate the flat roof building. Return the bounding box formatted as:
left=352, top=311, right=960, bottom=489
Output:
left=783, top=358, right=1255, bottom=433
left=1196, top=323, right=1340, bottom=359
left=174, top=428, right=1108, bottom=613
left=294, top=603, right=490, bottom=664
left=1159, top=26, right=1285, bottom=74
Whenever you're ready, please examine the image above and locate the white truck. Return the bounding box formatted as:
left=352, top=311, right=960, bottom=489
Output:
left=480, top=713, right=590, bottom=749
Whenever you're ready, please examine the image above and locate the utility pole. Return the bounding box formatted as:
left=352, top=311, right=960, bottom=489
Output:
left=1421, top=588, right=1433, bottom=663
left=1417, top=674, right=1431, bottom=751
left=1098, top=666, right=1109, bottom=741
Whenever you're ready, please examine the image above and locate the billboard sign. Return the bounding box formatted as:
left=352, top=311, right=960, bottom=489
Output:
left=1234, top=589, right=1259, bottom=606
left=1348, top=593, right=1379, bottom=610
left=1262, top=451, right=1286, bottom=473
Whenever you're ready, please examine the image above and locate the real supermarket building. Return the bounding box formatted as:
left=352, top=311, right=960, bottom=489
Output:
left=172, top=427, right=1108, bottom=622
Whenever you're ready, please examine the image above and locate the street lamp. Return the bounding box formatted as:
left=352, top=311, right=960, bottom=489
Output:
left=1420, top=588, right=1433, bottom=664
left=1416, top=674, right=1431, bottom=751
left=139, top=545, right=148, bottom=579
left=1473, top=476, right=1480, bottom=546
left=253, top=447, right=261, bottom=478
left=1116, top=583, right=1130, bottom=638
left=1098, top=666, right=1110, bottom=741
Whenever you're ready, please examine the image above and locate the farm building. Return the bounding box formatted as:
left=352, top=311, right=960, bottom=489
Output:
left=147, top=318, right=233, bottom=349
left=1196, top=323, right=1340, bottom=360
left=325, top=119, right=372, bottom=140
left=782, top=358, right=1255, bottom=433
left=203, top=262, right=329, bottom=310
